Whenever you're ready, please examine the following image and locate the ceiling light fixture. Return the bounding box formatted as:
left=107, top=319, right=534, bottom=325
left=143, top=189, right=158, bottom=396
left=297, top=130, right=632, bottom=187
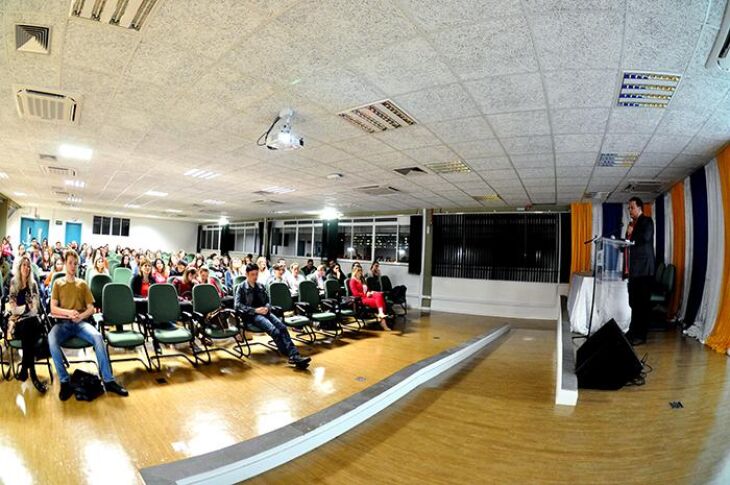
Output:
left=145, top=190, right=168, bottom=197
left=14, top=191, right=27, bottom=196
left=326, top=173, right=344, bottom=180
left=124, top=203, right=140, bottom=209
left=184, top=169, right=221, bottom=180
left=67, top=195, right=82, bottom=203
left=426, top=160, right=472, bottom=174
left=260, top=186, right=295, bottom=194
left=203, top=199, right=225, bottom=205
left=218, top=216, right=230, bottom=226
left=58, top=144, right=93, bottom=160
left=0, top=172, right=8, bottom=179
left=319, top=207, right=342, bottom=220
left=165, top=209, right=182, bottom=213
left=65, top=179, right=86, bottom=188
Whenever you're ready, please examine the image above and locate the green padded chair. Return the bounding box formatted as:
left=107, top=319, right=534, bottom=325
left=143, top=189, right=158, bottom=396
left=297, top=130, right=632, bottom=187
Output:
left=108, top=260, right=120, bottom=274
left=90, top=274, right=112, bottom=309
left=184, top=254, right=195, bottom=264
left=324, top=279, right=360, bottom=331
left=192, top=284, right=247, bottom=362
left=268, top=282, right=315, bottom=344
left=1, top=319, right=54, bottom=383
left=233, top=275, right=246, bottom=291
left=651, top=264, right=675, bottom=306
left=113, top=267, right=133, bottom=286
left=298, top=280, right=341, bottom=339
left=49, top=272, right=66, bottom=291
left=146, top=283, right=204, bottom=370
left=97, top=283, right=150, bottom=371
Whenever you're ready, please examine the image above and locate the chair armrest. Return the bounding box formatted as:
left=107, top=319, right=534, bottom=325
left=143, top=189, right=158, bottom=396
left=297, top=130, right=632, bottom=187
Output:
left=192, top=311, right=205, bottom=321
left=270, top=305, right=283, bottom=317
left=92, top=313, right=104, bottom=326
left=295, top=301, right=312, bottom=315
left=320, top=298, right=338, bottom=311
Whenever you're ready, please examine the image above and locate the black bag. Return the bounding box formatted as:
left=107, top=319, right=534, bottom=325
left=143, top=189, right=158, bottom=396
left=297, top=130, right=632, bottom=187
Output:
left=204, top=308, right=236, bottom=331
left=70, top=369, right=105, bottom=402
left=390, top=285, right=407, bottom=303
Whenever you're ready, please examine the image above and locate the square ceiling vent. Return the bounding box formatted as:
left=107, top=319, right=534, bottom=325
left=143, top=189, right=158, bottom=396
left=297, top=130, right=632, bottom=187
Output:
left=355, top=185, right=401, bottom=196
left=43, top=165, right=78, bottom=177
left=15, top=24, right=51, bottom=54
left=623, top=181, right=663, bottom=193
left=393, top=166, right=427, bottom=176
left=339, top=99, right=417, bottom=134
left=598, top=153, right=638, bottom=167
left=70, top=0, right=160, bottom=31
left=617, top=71, right=680, bottom=108
left=15, top=87, right=80, bottom=124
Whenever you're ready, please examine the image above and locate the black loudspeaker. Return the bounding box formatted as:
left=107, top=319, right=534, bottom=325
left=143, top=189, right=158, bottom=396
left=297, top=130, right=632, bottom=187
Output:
left=576, top=320, right=643, bottom=390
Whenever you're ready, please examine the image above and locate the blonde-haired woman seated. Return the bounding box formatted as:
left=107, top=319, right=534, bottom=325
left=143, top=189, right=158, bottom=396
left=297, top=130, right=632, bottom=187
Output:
left=348, top=266, right=389, bottom=331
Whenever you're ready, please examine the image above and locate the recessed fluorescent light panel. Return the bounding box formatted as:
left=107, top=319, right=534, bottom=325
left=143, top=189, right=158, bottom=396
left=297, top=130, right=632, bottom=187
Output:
left=0, top=172, right=8, bottom=179
left=67, top=195, right=82, bottom=203
left=65, top=179, right=86, bottom=188
left=184, top=169, right=221, bottom=180
left=58, top=144, right=93, bottom=160
left=124, top=203, right=140, bottom=209
left=145, top=190, right=168, bottom=197
left=203, top=199, right=225, bottom=205
left=599, top=153, right=639, bottom=167
left=260, top=186, right=295, bottom=194
left=165, top=209, right=182, bottom=213
left=617, top=72, right=680, bottom=108
left=14, top=191, right=27, bottom=196
left=426, top=160, right=472, bottom=174
left=472, top=194, right=501, bottom=201
left=339, top=99, right=417, bottom=134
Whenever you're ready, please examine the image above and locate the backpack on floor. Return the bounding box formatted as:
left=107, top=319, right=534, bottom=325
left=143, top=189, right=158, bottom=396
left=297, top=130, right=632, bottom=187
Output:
left=70, top=369, right=105, bottom=402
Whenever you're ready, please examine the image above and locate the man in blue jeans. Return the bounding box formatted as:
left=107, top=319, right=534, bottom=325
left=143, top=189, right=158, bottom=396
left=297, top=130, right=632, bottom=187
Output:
left=49, top=250, right=129, bottom=400
left=235, top=263, right=311, bottom=369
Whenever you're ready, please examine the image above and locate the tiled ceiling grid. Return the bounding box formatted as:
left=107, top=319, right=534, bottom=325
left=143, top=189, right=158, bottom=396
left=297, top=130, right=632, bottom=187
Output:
left=0, top=0, right=728, bottom=222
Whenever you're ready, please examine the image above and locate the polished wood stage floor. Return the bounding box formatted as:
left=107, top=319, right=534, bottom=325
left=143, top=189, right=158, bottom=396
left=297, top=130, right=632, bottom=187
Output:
left=254, top=325, right=730, bottom=485
left=1, top=312, right=728, bottom=484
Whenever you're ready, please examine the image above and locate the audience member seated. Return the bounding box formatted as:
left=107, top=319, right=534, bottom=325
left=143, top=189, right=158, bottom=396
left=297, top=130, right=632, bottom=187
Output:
left=131, top=258, right=154, bottom=298
left=301, top=258, right=315, bottom=276
left=234, top=263, right=311, bottom=369
left=173, top=267, right=197, bottom=300
left=369, top=261, right=382, bottom=279
left=152, top=258, right=168, bottom=284
left=349, top=266, right=389, bottom=331
left=119, top=254, right=133, bottom=269
left=209, top=256, right=226, bottom=281
left=1, top=236, right=13, bottom=262
left=327, top=263, right=346, bottom=287
left=88, top=256, right=109, bottom=280
left=44, top=257, right=65, bottom=288
left=170, top=259, right=187, bottom=277
left=197, top=266, right=225, bottom=297
left=268, top=263, right=287, bottom=287
left=256, top=256, right=269, bottom=286
left=307, top=264, right=327, bottom=290
left=39, top=249, right=53, bottom=272
left=285, top=263, right=305, bottom=294
left=48, top=250, right=128, bottom=401
left=225, top=258, right=243, bottom=289
left=6, top=255, right=48, bottom=393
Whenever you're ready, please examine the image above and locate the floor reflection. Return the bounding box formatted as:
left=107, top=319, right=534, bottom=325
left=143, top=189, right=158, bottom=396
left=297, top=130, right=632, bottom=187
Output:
left=82, top=439, right=139, bottom=485
left=256, top=399, right=294, bottom=435
left=172, top=411, right=237, bottom=456
left=0, top=444, right=33, bottom=485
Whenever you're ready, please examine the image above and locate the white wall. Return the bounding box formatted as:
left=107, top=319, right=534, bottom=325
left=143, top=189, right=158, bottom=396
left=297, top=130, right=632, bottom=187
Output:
left=7, top=207, right=198, bottom=252
left=431, top=277, right=559, bottom=320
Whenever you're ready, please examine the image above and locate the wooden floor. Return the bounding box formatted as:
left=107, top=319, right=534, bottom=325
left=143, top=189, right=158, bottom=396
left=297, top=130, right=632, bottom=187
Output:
left=253, top=327, right=730, bottom=485
left=0, top=311, right=510, bottom=485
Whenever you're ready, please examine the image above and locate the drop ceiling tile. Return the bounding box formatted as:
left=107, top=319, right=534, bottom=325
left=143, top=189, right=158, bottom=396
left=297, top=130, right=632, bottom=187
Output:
left=331, top=136, right=395, bottom=156
left=522, top=1, right=626, bottom=12
left=393, top=83, right=481, bottom=123
left=670, top=154, right=709, bottom=167
left=670, top=76, right=730, bottom=113
left=557, top=165, right=594, bottom=177
left=293, top=66, right=385, bottom=112
left=623, top=8, right=703, bottom=72
left=360, top=151, right=418, bottom=168
left=644, top=134, right=693, bottom=153
left=468, top=157, right=513, bottom=170
left=655, top=108, right=712, bottom=136
left=300, top=145, right=352, bottom=164
left=518, top=166, right=555, bottom=178
left=682, top=136, right=728, bottom=156
left=450, top=139, right=506, bottom=159
left=601, top=133, right=652, bottom=152
left=696, top=107, right=730, bottom=138
left=543, top=69, right=617, bottom=109
left=607, top=108, right=664, bottom=134
left=635, top=152, right=674, bottom=167
left=431, top=15, right=538, bottom=80
left=555, top=152, right=598, bottom=166
left=501, top=135, right=553, bottom=155
left=402, top=145, right=457, bottom=164
left=529, top=9, right=623, bottom=70
left=374, top=125, right=442, bottom=150
left=398, top=0, right=522, bottom=30
left=426, top=117, right=496, bottom=143
left=593, top=166, right=630, bottom=178
left=348, top=37, right=456, bottom=95
left=297, top=115, right=366, bottom=144
left=554, top=134, right=603, bottom=153
left=551, top=108, right=610, bottom=134
left=487, top=110, right=551, bottom=138
left=479, top=168, right=521, bottom=181
left=510, top=153, right=554, bottom=169
left=464, top=72, right=546, bottom=114
left=62, top=18, right=140, bottom=76
left=628, top=167, right=664, bottom=178
left=682, top=26, right=726, bottom=80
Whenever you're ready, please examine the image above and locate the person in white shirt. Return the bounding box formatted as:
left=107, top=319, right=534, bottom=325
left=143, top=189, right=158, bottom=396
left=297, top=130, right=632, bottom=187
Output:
left=285, top=262, right=305, bottom=295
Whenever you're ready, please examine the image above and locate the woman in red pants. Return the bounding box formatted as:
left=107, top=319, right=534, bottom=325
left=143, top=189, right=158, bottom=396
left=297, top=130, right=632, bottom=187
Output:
left=349, top=266, right=389, bottom=331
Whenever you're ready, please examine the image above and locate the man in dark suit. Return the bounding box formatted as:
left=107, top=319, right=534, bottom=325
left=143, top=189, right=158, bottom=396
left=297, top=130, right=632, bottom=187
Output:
left=625, top=197, right=655, bottom=345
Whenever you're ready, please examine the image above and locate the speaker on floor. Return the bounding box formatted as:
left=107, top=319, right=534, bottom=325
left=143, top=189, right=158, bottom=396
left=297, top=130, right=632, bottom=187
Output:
left=576, top=319, right=643, bottom=390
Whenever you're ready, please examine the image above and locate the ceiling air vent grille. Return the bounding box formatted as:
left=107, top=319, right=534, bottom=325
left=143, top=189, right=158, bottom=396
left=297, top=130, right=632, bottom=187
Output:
left=617, top=72, right=680, bottom=108
left=706, top=1, right=730, bottom=72
left=70, top=0, right=160, bottom=31
left=598, top=153, right=638, bottom=167
left=42, top=165, right=77, bottom=177
left=623, top=181, right=663, bottom=193
left=15, top=87, right=79, bottom=124
left=393, top=166, right=426, bottom=176
left=339, top=99, right=417, bottom=134
left=472, top=194, right=501, bottom=202
left=426, top=160, right=472, bottom=174
left=583, top=191, right=610, bottom=200
left=355, top=185, right=401, bottom=196
left=15, top=24, right=51, bottom=54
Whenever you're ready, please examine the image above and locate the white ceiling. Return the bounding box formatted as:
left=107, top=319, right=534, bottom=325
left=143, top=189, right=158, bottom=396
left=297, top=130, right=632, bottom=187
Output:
left=0, top=0, right=729, bottom=222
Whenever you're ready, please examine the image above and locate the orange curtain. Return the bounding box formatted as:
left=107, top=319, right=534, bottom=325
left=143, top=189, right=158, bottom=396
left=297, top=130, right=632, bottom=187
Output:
left=570, top=202, right=592, bottom=275
left=644, top=202, right=652, bottom=217
left=707, top=147, right=730, bottom=353
left=669, top=183, right=685, bottom=318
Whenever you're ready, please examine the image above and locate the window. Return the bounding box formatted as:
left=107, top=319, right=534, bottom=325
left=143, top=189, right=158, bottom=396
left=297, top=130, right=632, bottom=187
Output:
left=353, top=225, right=372, bottom=261
left=313, top=224, right=323, bottom=258
left=297, top=225, right=312, bottom=257
left=374, top=225, right=397, bottom=263
left=432, top=213, right=560, bottom=283
left=201, top=225, right=221, bottom=250
left=397, top=225, right=409, bottom=263
left=92, top=215, right=130, bottom=236
left=337, top=224, right=352, bottom=260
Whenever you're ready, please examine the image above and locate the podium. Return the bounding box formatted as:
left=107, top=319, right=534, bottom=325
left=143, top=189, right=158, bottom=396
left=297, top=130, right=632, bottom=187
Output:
left=585, top=237, right=634, bottom=336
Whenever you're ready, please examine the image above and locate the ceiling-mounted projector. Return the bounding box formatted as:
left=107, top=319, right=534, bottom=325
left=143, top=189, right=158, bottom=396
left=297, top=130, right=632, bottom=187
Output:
left=257, top=108, right=304, bottom=151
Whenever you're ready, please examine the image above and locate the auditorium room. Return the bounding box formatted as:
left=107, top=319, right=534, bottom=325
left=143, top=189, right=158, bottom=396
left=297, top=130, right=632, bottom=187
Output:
left=1, top=1, right=730, bottom=483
